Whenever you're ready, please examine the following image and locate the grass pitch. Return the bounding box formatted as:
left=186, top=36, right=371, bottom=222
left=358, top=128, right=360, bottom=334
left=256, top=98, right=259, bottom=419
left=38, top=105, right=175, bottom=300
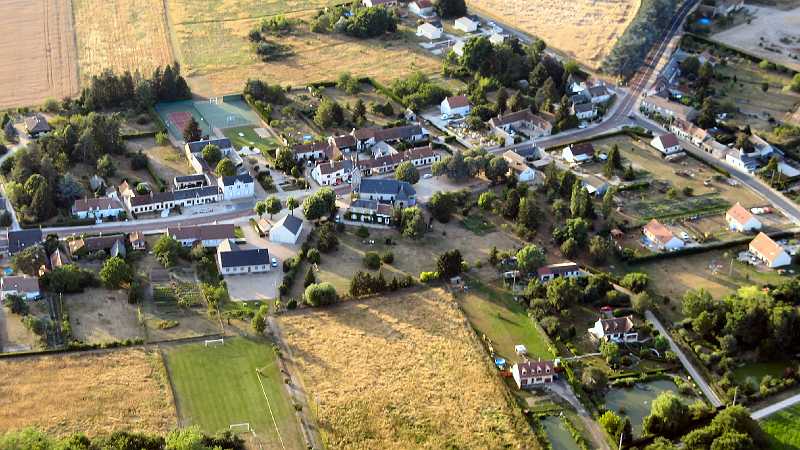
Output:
left=762, top=403, right=800, bottom=449
left=163, top=337, right=305, bottom=449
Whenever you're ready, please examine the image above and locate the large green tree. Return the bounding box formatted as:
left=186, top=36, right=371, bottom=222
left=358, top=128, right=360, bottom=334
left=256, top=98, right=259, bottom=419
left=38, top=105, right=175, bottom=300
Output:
left=99, top=256, right=133, bottom=289
left=395, top=161, right=420, bottom=184
left=302, top=187, right=336, bottom=220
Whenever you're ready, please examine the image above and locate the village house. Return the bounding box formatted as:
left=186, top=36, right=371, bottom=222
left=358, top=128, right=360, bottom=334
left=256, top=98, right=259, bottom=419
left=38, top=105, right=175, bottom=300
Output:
left=174, top=174, right=208, bottom=190
left=589, top=316, right=638, bottom=343
left=216, top=239, right=270, bottom=275
left=352, top=125, right=428, bottom=151
left=454, top=16, right=479, bottom=33
left=749, top=232, right=791, bottom=268
left=128, top=231, right=146, bottom=251
left=49, top=248, right=71, bottom=270
left=68, top=235, right=127, bottom=259
left=357, top=146, right=440, bottom=176
left=218, top=174, right=255, bottom=201
left=127, top=191, right=175, bottom=215
left=184, top=138, right=237, bottom=173
left=573, top=102, right=597, bottom=120
left=269, top=214, right=304, bottom=245
left=643, top=219, right=685, bottom=251
left=173, top=186, right=223, bottom=208
left=6, top=229, right=43, bottom=255
left=511, top=360, right=556, bottom=389
left=650, top=133, right=682, bottom=155
left=0, top=276, right=41, bottom=301
left=453, top=40, right=466, bottom=57
left=503, top=151, right=542, bottom=184
left=726, top=203, right=762, bottom=232
left=440, top=95, right=471, bottom=117
left=581, top=174, right=608, bottom=196
left=24, top=114, right=52, bottom=137
left=328, top=135, right=358, bottom=154
left=357, top=179, right=416, bottom=207
left=537, top=262, right=583, bottom=283
left=346, top=198, right=394, bottom=225
left=588, top=85, right=611, bottom=104
left=292, top=141, right=332, bottom=161
left=168, top=224, right=236, bottom=248
left=362, top=0, right=398, bottom=7
left=409, top=0, right=435, bottom=17
left=71, top=197, right=125, bottom=220
left=489, top=110, right=552, bottom=143
left=562, top=143, right=595, bottom=164
left=641, top=96, right=699, bottom=122
left=715, top=0, right=744, bottom=16
left=726, top=150, right=760, bottom=173
left=416, top=22, right=442, bottom=40
left=312, top=159, right=354, bottom=186
left=489, top=33, right=505, bottom=45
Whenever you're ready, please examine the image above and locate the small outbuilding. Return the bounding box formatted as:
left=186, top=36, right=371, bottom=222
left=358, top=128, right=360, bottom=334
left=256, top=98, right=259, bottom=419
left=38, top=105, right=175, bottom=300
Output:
left=650, top=133, right=682, bottom=155
left=416, top=22, right=442, bottom=40
left=269, top=214, right=304, bottom=245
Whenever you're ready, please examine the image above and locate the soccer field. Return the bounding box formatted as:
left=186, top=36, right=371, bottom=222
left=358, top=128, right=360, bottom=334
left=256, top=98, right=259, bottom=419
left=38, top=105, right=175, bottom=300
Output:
left=163, top=337, right=305, bottom=449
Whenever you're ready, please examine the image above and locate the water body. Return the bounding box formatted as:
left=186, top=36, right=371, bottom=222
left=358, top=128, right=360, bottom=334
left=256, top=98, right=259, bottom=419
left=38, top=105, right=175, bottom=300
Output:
left=604, top=379, right=684, bottom=436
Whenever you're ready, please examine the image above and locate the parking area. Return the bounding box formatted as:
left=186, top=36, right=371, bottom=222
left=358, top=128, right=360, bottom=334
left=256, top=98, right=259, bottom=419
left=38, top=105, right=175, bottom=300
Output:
left=224, top=270, right=282, bottom=302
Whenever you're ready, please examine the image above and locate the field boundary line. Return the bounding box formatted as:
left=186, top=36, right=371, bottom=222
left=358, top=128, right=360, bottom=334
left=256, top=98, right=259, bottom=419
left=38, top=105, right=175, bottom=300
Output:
left=172, top=6, right=328, bottom=26
left=161, top=0, right=182, bottom=68
left=255, top=369, right=287, bottom=450
left=158, top=346, right=184, bottom=427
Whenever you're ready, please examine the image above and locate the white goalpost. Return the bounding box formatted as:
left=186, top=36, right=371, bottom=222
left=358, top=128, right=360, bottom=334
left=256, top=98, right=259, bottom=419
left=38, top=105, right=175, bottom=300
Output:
left=229, top=423, right=252, bottom=433
left=204, top=338, right=225, bottom=347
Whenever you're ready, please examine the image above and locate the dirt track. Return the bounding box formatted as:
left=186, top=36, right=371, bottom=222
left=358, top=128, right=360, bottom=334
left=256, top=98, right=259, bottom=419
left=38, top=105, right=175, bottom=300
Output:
left=0, top=0, right=79, bottom=109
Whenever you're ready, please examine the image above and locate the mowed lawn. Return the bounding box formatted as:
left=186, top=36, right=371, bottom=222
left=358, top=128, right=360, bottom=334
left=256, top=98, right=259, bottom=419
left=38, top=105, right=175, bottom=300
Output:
left=163, top=337, right=304, bottom=449
left=762, top=404, right=800, bottom=449
left=458, top=279, right=554, bottom=361
left=223, top=126, right=277, bottom=153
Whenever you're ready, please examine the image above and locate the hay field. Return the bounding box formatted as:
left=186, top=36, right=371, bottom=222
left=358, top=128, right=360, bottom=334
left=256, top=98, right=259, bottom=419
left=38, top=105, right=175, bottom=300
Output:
left=279, top=289, right=539, bottom=449
left=0, top=349, right=175, bottom=436
left=73, top=0, right=174, bottom=82
left=466, top=0, right=640, bottom=68
left=165, top=1, right=441, bottom=96
left=0, top=0, right=78, bottom=109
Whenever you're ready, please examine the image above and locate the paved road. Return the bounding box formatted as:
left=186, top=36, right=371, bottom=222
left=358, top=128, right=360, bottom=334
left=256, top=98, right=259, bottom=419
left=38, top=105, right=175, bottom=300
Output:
left=645, top=310, right=724, bottom=407
left=751, top=392, right=800, bottom=420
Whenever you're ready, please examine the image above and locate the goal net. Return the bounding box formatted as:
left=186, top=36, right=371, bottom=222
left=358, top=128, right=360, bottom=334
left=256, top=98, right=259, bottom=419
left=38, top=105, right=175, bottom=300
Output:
left=204, top=338, right=225, bottom=347
left=229, top=423, right=251, bottom=433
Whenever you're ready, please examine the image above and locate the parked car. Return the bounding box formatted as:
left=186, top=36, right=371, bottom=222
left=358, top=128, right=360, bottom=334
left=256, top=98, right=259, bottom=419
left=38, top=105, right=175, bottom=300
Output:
left=271, top=257, right=278, bottom=268
left=423, top=173, right=433, bottom=179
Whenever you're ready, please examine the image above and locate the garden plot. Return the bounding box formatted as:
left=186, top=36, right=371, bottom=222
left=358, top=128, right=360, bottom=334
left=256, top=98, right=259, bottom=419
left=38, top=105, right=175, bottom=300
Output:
left=65, top=288, right=144, bottom=344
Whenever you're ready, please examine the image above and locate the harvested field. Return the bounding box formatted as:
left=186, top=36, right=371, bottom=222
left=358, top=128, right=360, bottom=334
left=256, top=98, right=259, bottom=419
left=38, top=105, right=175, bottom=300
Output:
left=0, top=348, right=175, bottom=436
left=712, top=6, right=800, bottom=72
left=279, top=288, right=539, bottom=449
left=73, top=0, right=174, bottom=82
left=0, top=0, right=79, bottom=109
left=466, top=0, right=640, bottom=68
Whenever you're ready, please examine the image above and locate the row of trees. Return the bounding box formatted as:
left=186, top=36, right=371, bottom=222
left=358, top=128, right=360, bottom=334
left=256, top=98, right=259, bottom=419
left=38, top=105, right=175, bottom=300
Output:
left=431, top=148, right=509, bottom=183
left=602, top=0, right=678, bottom=77
left=79, top=64, right=191, bottom=113
left=0, top=427, right=245, bottom=450
left=310, top=4, right=398, bottom=38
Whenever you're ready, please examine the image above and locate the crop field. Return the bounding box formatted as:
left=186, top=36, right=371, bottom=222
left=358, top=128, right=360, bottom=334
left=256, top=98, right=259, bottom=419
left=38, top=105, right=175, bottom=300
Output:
left=0, top=348, right=174, bottom=436
left=465, top=0, right=640, bottom=68
left=0, top=0, right=79, bottom=109
left=762, top=403, right=800, bottom=449
left=165, top=1, right=441, bottom=96
left=163, top=337, right=305, bottom=450
left=72, top=0, right=174, bottom=82
left=278, top=288, right=538, bottom=449
left=712, top=5, right=800, bottom=72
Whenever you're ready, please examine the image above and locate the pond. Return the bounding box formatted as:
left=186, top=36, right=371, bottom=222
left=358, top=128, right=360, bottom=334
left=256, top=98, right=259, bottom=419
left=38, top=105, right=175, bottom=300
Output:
left=541, top=415, right=581, bottom=450
left=604, top=379, right=687, bottom=436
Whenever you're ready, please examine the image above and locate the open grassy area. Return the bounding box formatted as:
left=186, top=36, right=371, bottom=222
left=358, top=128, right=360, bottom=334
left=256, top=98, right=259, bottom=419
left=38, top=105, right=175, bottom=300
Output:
left=457, top=279, right=554, bottom=362
left=163, top=337, right=305, bottom=449
left=223, top=126, right=277, bottom=153
left=0, top=348, right=174, bottom=436
left=762, top=403, right=800, bottom=449
left=278, top=288, right=539, bottom=449
left=733, top=361, right=792, bottom=385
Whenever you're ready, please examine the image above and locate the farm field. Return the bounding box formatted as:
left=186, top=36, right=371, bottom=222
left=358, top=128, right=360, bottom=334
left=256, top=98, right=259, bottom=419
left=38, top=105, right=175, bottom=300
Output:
left=712, top=5, right=800, bottom=72
left=465, top=0, right=639, bottom=68
left=72, top=0, right=174, bottom=83
left=278, top=288, right=538, bottom=449
left=0, top=348, right=174, bottom=436
left=457, top=279, right=554, bottom=362
left=762, top=403, right=800, bottom=449
left=163, top=337, right=305, bottom=450
left=165, top=1, right=441, bottom=96
left=0, top=0, right=79, bottom=109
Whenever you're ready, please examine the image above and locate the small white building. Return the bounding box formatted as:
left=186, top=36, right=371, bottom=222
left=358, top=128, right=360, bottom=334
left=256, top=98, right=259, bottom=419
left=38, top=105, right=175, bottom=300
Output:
left=650, top=133, right=682, bottom=155
left=537, top=262, right=583, bottom=283
left=71, top=197, right=125, bottom=220
left=562, top=143, right=595, bottom=164
left=216, top=239, right=270, bottom=275
left=503, top=150, right=541, bottom=184
left=363, top=0, right=398, bottom=6
left=218, top=174, right=255, bottom=201
left=589, top=316, right=638, bottom=343
left=643, top=219, right=685, bottom=251
left=511, top=360, right=556, bottom=389
left=454, top=16, right=478, bottom=33
left=573, top=103, right=597, bottom=120
left=416, top=22, right=442, bottom=40
left=269, top=214, right=304, bottom=245
left=409, top=0, right=434, bottom=17
left=453, top=40, right=466, bottom=56
left=0, top=276, right=41, bottom=301
left=440, top=95, right=471, bottom=117
left=749, top=232, right=791, bottom=268
left=725, top=203, right=762, bottom=232
left=311, top=159, right=354, bottom=186
left=488, top=33, right=505, bottom=45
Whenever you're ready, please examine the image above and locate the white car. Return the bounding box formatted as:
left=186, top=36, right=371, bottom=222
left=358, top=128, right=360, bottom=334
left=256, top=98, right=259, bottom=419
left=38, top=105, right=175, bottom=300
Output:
left=271, top=257, right=279, bottom=268
left=681, top=232, right=690, bottom=240
left=423, top=173, right=433, bottom=179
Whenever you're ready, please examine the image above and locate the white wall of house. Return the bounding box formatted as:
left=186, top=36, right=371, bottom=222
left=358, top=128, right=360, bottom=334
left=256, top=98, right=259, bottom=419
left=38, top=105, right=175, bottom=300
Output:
left=440, top=100, right=470, bottom=117
left=221, top=179, right=255, bottom=201
left=1, top=289, right=40, bottom=301
left=218, top=263, right=270, bottom=275
left=727, top=216, right=762, bottom=233
left=454, top=17, right=478, bottom=33
left=269, top=225, right=302, bottom=245
left=74, top=206, right=123, bottom=220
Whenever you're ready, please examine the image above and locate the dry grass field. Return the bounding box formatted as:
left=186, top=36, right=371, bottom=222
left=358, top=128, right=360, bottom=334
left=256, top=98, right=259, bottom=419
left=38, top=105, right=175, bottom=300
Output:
left=0, top=0, right=78, bottom=109
left=466, top=0, right=640, bottom=68
left=165, top=1, right=441, bottom=96
left=712, top=5, right=800, bottom=72
left=279, top=288, right=539, bottom=449
left=0, top=349, right=175, bottom=436
left=72, top=0, right=174, bottom=82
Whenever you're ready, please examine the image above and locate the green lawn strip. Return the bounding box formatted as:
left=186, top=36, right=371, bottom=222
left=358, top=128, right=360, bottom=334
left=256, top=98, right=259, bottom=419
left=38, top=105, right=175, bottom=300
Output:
left=461, top=214, right=497, bottom=236
left=223, top=126, right=277, bottom=157
left=732, top=361, right=792, bottom=385
left=762, top=404, right=800, bottom=449
left=164, top=336, right=304, bottom=449
left=460, top=279, right=555, bottom=361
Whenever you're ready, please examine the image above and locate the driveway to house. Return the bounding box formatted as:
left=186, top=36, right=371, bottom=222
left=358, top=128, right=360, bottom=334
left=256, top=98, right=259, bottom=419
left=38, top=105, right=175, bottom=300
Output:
left=546, top=381, right=611, bottom=450
left=645, top=310, right=724, bottom=407
left=751, top=392, right=800, bottom=420
left=224, top=271, right=281, bottom=301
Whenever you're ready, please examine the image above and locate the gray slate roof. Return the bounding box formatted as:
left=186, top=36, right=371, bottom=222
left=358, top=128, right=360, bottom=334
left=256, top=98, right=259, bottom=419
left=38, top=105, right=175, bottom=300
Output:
left=220, top=174, right=254, bottom=187
left=275, top=214, right=303, bottom=235
left=186, top=138, right=232, bottom=154
left=218, top=240, right=270, bottom=268
left=359, top=179, right=416, bottom=200
left=7, top=229, right=43, bottom=254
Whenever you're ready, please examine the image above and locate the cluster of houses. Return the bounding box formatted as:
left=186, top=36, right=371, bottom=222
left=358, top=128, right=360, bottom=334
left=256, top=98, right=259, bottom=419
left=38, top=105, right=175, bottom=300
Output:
left=568, top=78, right=613, bottom=122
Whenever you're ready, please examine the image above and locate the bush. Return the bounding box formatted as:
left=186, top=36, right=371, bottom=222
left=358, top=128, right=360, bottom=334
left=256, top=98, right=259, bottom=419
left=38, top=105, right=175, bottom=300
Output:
left=381, top=251, right=394, bottom=264
left=306, top=248, right=321, bottom=264
left=305, top=282, right=338, bottom=306
left=419, top=271, right=438, bottom=283
left=620, top=272, right=649, bottom=293
left=356, top=225, right=370, bottom=238
left=540, top=316, right=560, bottom=337
left=363, top=251, right=381, bottom=270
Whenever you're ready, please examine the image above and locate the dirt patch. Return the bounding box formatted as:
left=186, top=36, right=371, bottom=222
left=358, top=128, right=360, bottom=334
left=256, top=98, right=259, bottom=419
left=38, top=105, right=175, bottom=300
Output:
left=73, top=0, right=174, bottom=83
left=712, top=6, right=800, bottom=72
left=66, top=288, right=144, bottom=343
left=127, top=136, right=193, bottom=183
left=0, top=348, right=175, bottom=436
left=278, top=288, right=538, bottom=449
left=466, top=0, right=640, bottom=68
left=0, top=0, right=79, bottom=109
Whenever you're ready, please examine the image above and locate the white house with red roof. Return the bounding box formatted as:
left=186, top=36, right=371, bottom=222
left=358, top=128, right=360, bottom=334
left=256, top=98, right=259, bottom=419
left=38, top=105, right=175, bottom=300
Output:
left=650, top=133, right=682, bottom=155
left=440, top=95, right=471, bottom=117
left=589, top=316, right=638, bottom=343
left=749, top=232, right=791, bottom=268
left=725, top=203, right=761, bottom=232
left=643, top=219, right=684, bottom=251
left=511, top=359, right=556, bottom=389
